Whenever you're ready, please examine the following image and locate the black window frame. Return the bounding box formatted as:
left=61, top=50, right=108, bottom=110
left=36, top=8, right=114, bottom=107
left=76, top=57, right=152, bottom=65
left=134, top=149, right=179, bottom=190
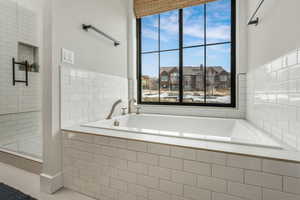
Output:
left=136, top=0, right=236, bottom=107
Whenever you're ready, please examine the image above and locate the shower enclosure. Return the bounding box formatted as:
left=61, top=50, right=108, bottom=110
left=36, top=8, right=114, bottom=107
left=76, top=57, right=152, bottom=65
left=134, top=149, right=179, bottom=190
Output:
left=0, top=0, right=43, bottom=161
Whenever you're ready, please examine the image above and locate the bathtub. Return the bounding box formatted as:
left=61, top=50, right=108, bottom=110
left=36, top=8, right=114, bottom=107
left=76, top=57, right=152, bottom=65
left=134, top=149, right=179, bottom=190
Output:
left=81, top=114, right=282, bottom=149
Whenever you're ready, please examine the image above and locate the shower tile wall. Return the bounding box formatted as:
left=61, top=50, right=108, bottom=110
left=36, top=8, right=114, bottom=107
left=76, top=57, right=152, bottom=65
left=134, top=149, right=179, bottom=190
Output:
left=247, top=48, right=300, bottom=150
left=0, top=0, right=42, bottom=158
left=60, top=66, right=128, bottom=128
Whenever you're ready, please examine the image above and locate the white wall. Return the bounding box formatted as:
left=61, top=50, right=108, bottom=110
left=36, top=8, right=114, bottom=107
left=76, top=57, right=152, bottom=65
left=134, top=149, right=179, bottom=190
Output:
left=247, top=0, right=300, bottom=69
left=246, top=0, right=300, bottom=150
left=128, top=0, right=248, bottom=119
left=52, top=0, right=128, bottom=77
left=42, top=0, right=130, bottom=193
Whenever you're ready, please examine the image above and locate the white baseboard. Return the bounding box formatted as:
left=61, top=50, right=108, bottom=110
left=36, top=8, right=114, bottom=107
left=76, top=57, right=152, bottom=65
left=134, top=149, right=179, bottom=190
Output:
left=40, top=172, right=63, bottom=194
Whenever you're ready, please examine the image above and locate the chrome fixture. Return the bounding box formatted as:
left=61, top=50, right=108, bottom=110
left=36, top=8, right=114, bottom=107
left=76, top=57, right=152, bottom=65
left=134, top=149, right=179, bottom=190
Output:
left=121, top=107, right=127, bottom=115
left=136, top=106, right=141, bottom=115
left=128, top=98, right=137, bottom=114
left=113, top=120, right=120, bottom=127
left=106, top=99, right=122, bottom=120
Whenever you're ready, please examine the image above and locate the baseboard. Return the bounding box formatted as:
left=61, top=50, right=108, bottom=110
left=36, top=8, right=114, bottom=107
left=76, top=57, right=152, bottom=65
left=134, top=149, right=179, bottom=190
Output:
left=40, top=172, right=63, bottom=194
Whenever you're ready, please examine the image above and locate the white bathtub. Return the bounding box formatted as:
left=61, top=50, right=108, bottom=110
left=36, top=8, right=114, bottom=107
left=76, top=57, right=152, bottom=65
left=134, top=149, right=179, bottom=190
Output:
left=81, top=114, right=282, bottom=149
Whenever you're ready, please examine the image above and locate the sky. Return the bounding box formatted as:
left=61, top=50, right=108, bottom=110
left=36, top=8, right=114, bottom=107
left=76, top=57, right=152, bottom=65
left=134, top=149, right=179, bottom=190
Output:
left=141, top=0, right=232, bottom=77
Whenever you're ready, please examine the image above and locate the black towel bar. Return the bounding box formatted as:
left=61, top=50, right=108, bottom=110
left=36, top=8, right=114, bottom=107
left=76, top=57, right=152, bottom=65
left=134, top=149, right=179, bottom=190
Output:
left=82, top=24, right=120, bottom=46
left=248, top=0, right=265, bottom=26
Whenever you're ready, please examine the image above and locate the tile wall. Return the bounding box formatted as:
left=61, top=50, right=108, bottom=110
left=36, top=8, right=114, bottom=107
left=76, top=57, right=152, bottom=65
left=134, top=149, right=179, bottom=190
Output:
left=247, top=48, right=300, bottom=150
left=60, top=66, right=128, bottom=128
left=0, top=0, right=42, bottom=158
left=63, top=131, right=300, bottom=200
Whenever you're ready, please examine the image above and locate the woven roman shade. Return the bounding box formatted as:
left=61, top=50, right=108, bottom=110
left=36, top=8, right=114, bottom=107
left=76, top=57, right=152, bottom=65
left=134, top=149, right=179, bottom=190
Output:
left=134, top=0, right=217, bottom=18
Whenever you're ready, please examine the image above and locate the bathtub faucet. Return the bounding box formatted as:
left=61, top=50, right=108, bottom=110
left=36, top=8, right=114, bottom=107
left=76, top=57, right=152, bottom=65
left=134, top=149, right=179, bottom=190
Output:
left=106, top=99, right=122, bottom=120
left=128, top=98, right=136, bottom=114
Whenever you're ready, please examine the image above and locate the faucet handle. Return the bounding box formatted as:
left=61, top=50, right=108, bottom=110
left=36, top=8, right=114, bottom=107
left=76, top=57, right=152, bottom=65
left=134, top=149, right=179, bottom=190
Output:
left=136, top=106, right=141, bottom=115
left=121, top=107, right=127, bottom=115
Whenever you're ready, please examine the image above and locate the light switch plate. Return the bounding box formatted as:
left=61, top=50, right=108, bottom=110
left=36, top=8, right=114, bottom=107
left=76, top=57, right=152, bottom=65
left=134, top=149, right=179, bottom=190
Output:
left=62, top=48, right=74, bottom=64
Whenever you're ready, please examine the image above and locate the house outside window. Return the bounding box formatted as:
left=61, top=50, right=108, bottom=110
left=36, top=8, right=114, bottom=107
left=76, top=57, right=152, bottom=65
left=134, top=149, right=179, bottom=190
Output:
left=137, top=0, right=236, bottom=107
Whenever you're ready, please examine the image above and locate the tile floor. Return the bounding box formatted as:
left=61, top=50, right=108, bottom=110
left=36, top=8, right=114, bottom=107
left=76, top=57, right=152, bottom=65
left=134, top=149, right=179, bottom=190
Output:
left=0, top=162, right=94, bottom=200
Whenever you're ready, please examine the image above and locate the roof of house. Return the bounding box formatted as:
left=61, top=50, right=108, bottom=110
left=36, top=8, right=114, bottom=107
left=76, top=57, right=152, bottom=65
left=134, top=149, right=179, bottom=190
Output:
left=160, top=66, right=229, bottom=76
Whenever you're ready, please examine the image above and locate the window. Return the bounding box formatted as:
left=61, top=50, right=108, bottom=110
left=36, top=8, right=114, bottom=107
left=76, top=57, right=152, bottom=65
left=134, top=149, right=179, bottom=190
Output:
left=137, top=0, right=236, bottom=107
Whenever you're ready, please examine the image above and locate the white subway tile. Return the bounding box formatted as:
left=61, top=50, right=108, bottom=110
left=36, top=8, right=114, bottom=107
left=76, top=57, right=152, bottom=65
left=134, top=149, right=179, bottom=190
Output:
left=228, top=182, right=262, bottom=200
left=171, top=195, right=190, bottom=200
left=110, top=178, right=127, bottom=192
left=171, top=146, right=196, bottom=160
left=197, top=175, right=227, bottom=193
left=212, top=164, right=243, bottom=182
left=117, top=149, right=137, bottom=162
left=102, top=146, right=118, bottom=157
left=127, top=161, right=148, bottom=175
left=137, top=174, right=159, bottom=189
left=113, top=169, right=137, bottom=183
left=290, top=65, right=300, bottom=80
left=116, top=192, right=137, bottom=200
left=263, top=188, right=300, bottom=200
left=271, top=57, right=283, bottom=71
left=245, top=170, right=282, bottom=190
left=263, top=159, right=300, bottom=178
left=68, top=132, right=94, bottom=143
left=108, top=157, right=127, bottom=170
left=159, top=179, right=183, bottom=196
left=183, top=185, right=211, bottom=200
left=284, top=176, right=300, bottom=195
left=110, top=138, right=128, bottom=148
left=212, top=192, right=245, bottom=200
left=172, top=170, right=197, bottom=186
left=286, top=50, right=298, bottom=67
left=148, top=143, right=170, bottom=156
left=137, top=152, right=159, bottom=165
left=149, top=166, right=171, bottom=180
left=227, top=154, right=262, bottom=170
left=160, top=156, right=183, bottom=170
left=94, top=135, right=110, bottom=145
left=100, top=185, right=117, bottom=199
left=137, top=196, right=147, bottom=200
left=128, top=140, right=148, bottom=152
left=196, top=150, right=227, bottom=165
left=128, top=183, right=148, bottom=197
left=148, top=189, right=171, bottom=200
left=183, top=160, right=210, bottom=176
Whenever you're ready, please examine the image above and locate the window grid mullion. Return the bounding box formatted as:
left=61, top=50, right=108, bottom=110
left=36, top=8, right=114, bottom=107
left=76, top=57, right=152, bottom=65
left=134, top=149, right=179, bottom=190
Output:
left=158, top=14, right=161, bottom=102
left=179, top=9, right=183, bottom=103
left=204, top=3, right=207, bottom=103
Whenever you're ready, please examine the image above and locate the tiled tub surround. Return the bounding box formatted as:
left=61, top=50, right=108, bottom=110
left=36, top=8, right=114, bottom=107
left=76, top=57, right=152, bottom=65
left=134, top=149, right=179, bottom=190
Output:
left=63, top=131, right=300, bottom=200
left=60, top=66, right=128, bottom=128
left=247, top=48, right=300, bottom=150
